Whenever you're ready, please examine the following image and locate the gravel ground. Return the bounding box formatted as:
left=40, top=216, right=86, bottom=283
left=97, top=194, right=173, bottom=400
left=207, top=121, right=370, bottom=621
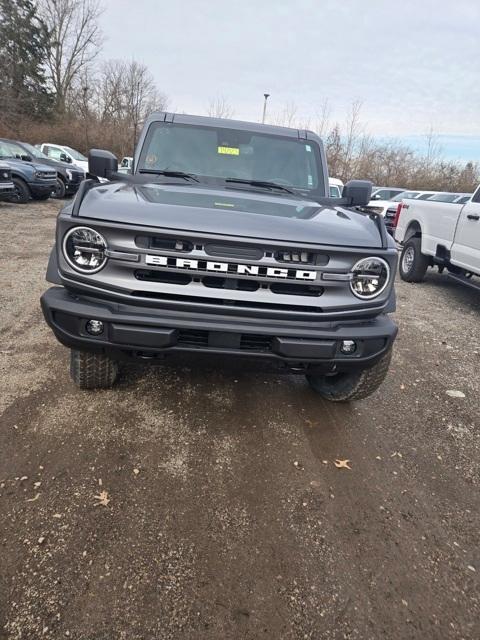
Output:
left=0, top=199, right=478, bottom=640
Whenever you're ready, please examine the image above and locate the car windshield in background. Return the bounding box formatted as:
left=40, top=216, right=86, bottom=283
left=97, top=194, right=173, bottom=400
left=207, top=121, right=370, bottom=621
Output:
left=427, top=193, right=458, bottom=203
left=65, top=146, right=87, bottom=161
left=0, top=140, right=26, bottom=159
left=391, top=191, right=419, bottom=201
left=138, top=122, right=323, bottom=194
left=20, top=142, right=47, bottom=160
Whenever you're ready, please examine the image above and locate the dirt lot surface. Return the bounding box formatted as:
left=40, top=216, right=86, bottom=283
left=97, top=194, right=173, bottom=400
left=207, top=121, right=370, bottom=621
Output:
left=0, top=199, right=478, bottom=640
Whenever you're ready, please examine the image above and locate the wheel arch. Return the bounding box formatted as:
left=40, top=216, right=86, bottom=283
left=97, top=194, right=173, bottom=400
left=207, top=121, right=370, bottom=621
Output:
left=404, top=220, right=422, bottom=242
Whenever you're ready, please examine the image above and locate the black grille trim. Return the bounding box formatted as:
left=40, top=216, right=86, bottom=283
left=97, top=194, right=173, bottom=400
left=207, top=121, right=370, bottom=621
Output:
left=131, top=291, right=323, bottom=314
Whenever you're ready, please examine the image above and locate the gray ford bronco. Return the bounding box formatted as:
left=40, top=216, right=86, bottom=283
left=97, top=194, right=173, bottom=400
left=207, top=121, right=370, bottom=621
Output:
left=41, top=113, right=398, bottom=401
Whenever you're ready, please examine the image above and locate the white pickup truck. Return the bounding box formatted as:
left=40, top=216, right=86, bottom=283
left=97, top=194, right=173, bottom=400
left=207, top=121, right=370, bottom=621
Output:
left=394, top=186, right=480, bottom=289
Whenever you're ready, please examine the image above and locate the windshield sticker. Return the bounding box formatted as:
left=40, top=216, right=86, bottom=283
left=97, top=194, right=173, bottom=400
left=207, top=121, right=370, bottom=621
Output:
left=145, top=154, right=157, bottom=166
left=218, top=146, right=240, bottom=156
left=305, top=145, right=312, bottom=152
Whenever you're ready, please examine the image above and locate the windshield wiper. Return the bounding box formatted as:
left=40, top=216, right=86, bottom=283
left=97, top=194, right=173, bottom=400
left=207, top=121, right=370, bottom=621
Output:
left=139, top=169, right=199, bottom=182
left=225, top=178, right=295, bottom=195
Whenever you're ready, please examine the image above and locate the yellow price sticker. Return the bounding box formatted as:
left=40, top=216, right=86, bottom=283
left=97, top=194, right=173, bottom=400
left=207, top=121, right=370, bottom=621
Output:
left=218, top=146, right=240, bottom=156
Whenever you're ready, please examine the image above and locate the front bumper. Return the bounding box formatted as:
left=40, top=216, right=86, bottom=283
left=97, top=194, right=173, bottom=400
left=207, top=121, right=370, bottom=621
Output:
left=41, top=287, right=398, bottom=373
left=65, top=181, right=81, bottom=194
left=30, top=180, right=57, bottom=196
left=0, top=182, right=14, bottom=199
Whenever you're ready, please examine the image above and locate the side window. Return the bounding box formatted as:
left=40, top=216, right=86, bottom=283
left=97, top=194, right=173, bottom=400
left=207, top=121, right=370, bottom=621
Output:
left=47, top=147, right=63, bottom=161
left=329, top=186, right=341, bottom=197
left=472, top=187, right=480, bottom=204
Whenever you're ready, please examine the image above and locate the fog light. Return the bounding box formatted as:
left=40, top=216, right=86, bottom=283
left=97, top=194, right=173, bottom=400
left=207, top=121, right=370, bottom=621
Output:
left=86, top=319, right=104, bottom=335
left=340, top=340, right=357, bottom=354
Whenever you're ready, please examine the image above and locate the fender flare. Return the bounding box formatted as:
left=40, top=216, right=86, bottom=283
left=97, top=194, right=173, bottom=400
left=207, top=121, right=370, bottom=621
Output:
left=46, top=245, right=62, bottom=284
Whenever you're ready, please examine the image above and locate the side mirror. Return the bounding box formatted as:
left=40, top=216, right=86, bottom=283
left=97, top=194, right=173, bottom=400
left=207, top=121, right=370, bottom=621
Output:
left=342, top=180, right=372, bottom=207
left=60, top=153, right=71, bottom=163
left=88, top=149, right=118, bottom=178
left=21, top=154, right=32, bottom=162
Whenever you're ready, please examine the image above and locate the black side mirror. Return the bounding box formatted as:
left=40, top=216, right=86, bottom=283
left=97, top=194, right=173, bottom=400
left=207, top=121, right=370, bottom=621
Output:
left=88, top=149, right=118, bottom=178
left=60, top=153, right=71, bottom=163
left=21, top=154, right=32, bottom=162
left=342, top=180, right=372, bottom=207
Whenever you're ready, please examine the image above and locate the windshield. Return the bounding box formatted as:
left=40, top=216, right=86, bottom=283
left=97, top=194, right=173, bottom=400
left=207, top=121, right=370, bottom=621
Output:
left=64, top=146, right=87, bottom=161
left=391, top=191, right=419, bottom=201
left=0, top=140, right=28, bottom=159
left=20, top=142, right=47, bottom=160
left=138, top=122, right=324, bottom=195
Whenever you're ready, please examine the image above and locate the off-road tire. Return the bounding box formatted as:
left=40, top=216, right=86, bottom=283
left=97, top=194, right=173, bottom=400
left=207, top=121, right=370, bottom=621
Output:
left=52, top=177, right=66, bottom=199
left=399, top=237, right=429, bottom=282
left=306, top=348, right=392, bottom=402
left=70, top=349, right=119, bottom=389
left=9, top=177, right=30, bottom=204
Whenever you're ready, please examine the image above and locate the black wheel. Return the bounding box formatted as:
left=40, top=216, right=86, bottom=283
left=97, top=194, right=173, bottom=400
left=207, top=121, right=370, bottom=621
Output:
left=9, top=177, right=30, bottom=204
left=32, top=193, right=51, bottom=201
left=306, top=349, right=392, bottom=402
left=70, top=350, right=119, bottom=389
left=399, top=237, right=429, bottom=282
left=52, top=178, right=66, bottom=199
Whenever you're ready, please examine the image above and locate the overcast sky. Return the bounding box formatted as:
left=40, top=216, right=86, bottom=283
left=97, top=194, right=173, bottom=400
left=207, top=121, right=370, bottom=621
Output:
left=100, top=0, right=480, bottom=152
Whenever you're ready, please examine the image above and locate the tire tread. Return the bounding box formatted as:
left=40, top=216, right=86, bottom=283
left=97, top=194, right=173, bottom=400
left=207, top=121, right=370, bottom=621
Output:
left=70, top=350, right=118, bottom=389
left=307, top=349, right=392, bottom=402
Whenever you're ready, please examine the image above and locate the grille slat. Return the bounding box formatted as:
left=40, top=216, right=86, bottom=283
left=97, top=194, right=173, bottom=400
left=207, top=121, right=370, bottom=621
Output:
left=177, top=330, right=273, bottom=352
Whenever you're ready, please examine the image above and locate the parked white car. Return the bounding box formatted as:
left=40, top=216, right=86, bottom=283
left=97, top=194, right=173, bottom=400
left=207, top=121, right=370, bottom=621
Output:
left=37, top=143, right=89, bottom=173
left=367, top=190, right=424, bottom=217
left=328, top=177, right=344, bottom=197
left=394, top=185, right=480, bottom=288
left=119, top=156, right=133, bottom=174
left=371, top=187, right=406, bottom=201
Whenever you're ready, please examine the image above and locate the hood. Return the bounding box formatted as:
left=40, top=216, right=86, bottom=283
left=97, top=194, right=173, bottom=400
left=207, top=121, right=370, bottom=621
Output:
left=33, top=156, right=83, bottom=172
left=77, top=181, right=384, bottom=248
left=2, top=158, right=56, bottom=173
left=367, top=199, right=394, bottom=208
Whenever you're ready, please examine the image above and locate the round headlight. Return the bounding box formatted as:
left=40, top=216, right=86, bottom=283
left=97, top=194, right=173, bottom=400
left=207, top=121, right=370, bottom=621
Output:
left=63, top=226, right=108, bottom=273
left=350, top=257, right=390, bottom=299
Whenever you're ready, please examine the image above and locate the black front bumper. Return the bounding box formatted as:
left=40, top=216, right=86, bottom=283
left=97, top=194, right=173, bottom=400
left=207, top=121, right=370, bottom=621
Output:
left=30, top=181, right=57, bottom=197
left=41, top=287, right=398, bottom=373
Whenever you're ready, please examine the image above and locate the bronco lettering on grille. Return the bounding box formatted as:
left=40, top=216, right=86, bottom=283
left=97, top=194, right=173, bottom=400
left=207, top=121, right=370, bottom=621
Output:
left=145, top=255, right=317, bottom=281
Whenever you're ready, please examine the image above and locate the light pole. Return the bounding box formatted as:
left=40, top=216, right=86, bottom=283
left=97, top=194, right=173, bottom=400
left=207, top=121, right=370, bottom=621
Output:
left=262, top=93, right=270, bottom=124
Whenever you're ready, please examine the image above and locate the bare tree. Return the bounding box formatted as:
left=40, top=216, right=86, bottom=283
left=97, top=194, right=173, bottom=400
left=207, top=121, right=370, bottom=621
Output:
left=207, top=96, right=235, bottom=119
left=39, top=0, right=103, bottom=114
left=123, top=61, right=168, bottom=147
left=269, top=101, right=298, bottom=127
left=314, top=99, right=331, bottom=138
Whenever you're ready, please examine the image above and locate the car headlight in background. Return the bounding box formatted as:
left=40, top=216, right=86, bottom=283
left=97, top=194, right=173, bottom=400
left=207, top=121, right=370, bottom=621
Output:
left=63, top=226, right=108, bottom=273
left=34, top=170, right=53, bottom=178
left=1, top=171, right=9, bottom=179
left=350, top=257, right=390, bottom=299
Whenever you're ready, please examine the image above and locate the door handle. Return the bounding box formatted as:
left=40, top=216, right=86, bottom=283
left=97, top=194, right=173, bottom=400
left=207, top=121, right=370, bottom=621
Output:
left=467, top=214, right=480, bottom=221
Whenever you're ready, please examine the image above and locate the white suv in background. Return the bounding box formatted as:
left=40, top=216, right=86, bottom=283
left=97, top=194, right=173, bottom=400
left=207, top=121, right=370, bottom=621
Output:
left=37, top=143, right=89, bottom=173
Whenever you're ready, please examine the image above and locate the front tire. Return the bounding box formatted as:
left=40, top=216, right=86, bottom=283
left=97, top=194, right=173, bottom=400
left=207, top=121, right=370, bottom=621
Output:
left=9, top=177, right=31, bottom=204
left=52, top=178, right=66, bottom=199
left=306, top=349, right=392, bottom=402
left=399, top=237, right=429, bottom=282
left=70, top=350, right=119, bottom=389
